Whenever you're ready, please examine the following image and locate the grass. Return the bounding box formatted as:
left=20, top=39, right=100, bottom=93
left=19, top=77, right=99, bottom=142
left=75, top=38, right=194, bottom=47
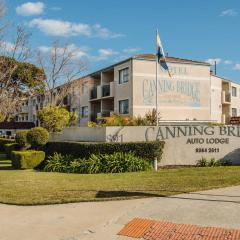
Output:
left=0, top=151, right=240, bottom=205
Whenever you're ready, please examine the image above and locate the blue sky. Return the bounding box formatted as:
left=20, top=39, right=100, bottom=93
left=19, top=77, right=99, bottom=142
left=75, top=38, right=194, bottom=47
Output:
left=5, top=0, right=240, bottom=82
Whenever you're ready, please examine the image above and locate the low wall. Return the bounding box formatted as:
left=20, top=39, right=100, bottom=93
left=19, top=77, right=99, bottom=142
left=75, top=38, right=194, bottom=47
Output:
left=50, top=125, right=240, bottom=166
left=50, top=127, right=106, bottom=142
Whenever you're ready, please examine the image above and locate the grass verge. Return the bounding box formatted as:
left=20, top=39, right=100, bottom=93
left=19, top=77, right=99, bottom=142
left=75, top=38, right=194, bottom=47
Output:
left=0, top=165, right=240, bottom=205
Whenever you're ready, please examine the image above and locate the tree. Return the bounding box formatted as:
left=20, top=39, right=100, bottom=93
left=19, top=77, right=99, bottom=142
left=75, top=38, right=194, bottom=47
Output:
left=0, top=2, right=46, bottom=121
left=37, top=106, right=72, bottom=132
left=0, top=56, right=46, bottom=120
left=36, top=41, right=87, bottom=107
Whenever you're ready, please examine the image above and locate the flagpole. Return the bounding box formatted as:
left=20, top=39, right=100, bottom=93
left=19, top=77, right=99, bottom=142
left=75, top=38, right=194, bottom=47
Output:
left=156, top=29, right=158, bottom=126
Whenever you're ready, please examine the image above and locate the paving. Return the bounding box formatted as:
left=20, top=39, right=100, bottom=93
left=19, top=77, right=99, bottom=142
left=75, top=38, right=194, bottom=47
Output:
left=118, top=218, right=240, bottom=239
left=0, top=185, right=240, bottom=240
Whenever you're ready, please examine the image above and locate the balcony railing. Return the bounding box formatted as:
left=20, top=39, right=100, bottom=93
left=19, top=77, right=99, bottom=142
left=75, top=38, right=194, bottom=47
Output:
left=102, top=84, right=110, bottom=97
left=222, top=91, right=231, bottom=104
left=90, top=87, right=97, bottom=99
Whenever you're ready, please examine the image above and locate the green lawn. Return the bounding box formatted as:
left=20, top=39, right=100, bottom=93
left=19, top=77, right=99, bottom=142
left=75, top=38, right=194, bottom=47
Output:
left=1, top=153, right=240, bottom=205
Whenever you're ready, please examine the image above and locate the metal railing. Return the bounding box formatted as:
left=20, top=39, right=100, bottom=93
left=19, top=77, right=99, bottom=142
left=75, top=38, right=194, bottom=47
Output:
left=102, top=84, right=110, bottom=97
left=90, top=87, right=97, bottom=99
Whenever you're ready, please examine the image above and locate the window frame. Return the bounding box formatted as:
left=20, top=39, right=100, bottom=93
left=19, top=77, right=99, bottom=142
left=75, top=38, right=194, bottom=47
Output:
left=232, top=86, right=237, bottom=97
left=119, top=99, right=129, bottom=114
left=119, top=67, right=129, bottom=84
left=81, top=106, right=89, bottom=118
left=232, top=107, right=237, bottom=117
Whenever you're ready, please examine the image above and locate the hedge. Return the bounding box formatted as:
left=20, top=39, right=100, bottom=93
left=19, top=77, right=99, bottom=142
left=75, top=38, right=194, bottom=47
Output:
left=0, top=138, right=15, bottom=152
left=44, top=141, right=164, bottom=161
left=4, top=143, right=20, bottom=158
left=11, top=150, right=45, bottom=169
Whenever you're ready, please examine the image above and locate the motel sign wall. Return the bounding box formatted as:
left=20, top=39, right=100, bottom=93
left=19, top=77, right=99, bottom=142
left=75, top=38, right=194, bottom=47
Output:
left=50, top=124, right=240, bottom=166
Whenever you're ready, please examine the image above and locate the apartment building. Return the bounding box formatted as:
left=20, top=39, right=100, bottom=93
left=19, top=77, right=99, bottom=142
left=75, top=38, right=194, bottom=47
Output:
left=16, top=54, right=240, bottom=126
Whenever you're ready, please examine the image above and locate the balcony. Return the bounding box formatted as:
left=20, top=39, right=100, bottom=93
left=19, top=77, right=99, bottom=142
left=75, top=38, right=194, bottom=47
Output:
left=97, top=111, right=111, bottom=118
left=102, top=84, right=110, bottom=97
left=102, top=82, right=114, bottom=98
left=90, top=87, right=98, bottom=99
left=222, top=91, right=231, bottom=104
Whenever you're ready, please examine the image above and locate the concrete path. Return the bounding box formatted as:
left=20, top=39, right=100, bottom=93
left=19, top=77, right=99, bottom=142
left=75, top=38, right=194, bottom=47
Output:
left=0, top=186, right=240, bottom=240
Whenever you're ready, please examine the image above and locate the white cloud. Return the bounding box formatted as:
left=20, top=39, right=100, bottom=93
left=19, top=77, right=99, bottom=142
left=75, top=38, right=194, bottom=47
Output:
left=224, top=60, right=233, bottom=65
left=220, top=9, right=238, bottom=17
left=29, top=18, right=91, bottom=37
left=123, top=47, right=141, bottom=54
left=206, top=58, right=221, bottom=65
left=29, top=18, right=124, bottom=38
left=16, top=2, right=45, bottom=16
left=38, top=44, right=88, bottom=59
left=93, top=24, right=125, bottom=39
left=233, top=64, right=240, bottom=71
left=0, top=41, right=15, bottom=52
left=92, top=48, right=119, bottom=61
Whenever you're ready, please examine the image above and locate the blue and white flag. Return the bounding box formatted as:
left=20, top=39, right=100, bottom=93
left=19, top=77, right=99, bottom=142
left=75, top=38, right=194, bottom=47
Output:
left=156, top=30, right=171, bottom=77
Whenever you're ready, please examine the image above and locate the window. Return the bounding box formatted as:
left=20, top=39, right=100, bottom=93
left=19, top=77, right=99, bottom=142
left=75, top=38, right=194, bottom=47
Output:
left=232, top=87, right=237, bottom=97
left=81, top=106, right=88, bottom=118
left=232, top=108, right=237, bottom=117
left=82, top=82, right=88, bottom=94
left=119, top=68, right=129, bottom=84
left=119, top=99, right=129, bottom=114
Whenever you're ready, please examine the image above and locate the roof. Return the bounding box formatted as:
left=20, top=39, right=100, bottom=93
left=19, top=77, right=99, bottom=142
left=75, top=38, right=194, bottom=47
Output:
left=27, top=53, right=211, bottom=97
left=212, top=74, right=240, bottom=85
left=133, top=54, right=210, bottom=66
left=0, top=122, right=35, bottom=130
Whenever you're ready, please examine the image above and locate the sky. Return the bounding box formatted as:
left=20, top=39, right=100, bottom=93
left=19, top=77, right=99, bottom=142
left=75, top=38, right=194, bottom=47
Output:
left=4, top=0, right=240, bottom=82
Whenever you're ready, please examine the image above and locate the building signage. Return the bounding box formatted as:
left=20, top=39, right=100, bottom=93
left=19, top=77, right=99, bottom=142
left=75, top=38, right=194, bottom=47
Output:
left=145, top=125, right=239, bottom=140
left=104, top=125, right=240, bottom=165
left=50, top=125, right=240, bottom=166
left=142, top=78, right=201, bottom=107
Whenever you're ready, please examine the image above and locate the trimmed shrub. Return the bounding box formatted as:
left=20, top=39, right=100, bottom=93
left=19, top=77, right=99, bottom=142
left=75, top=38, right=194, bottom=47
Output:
left=15, top=130, right=29, bottom=148
left=11, top=150, right=45, bottom=169
left=0, top=138, right=15, bottom=151
left=4, top=143, right=20, bottom=158
left=27, top=127, right=49, bottom=149
left=44, top=141, right=164, bottom=161
left=44, top=152, right=152, bottom=174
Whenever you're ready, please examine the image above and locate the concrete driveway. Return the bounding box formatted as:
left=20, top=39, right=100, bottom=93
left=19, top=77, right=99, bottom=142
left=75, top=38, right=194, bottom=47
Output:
left=1, top=185, right=240, bottom=240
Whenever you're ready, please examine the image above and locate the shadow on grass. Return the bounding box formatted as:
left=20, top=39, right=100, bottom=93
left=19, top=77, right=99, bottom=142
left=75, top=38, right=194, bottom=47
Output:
left=94, top=189, right=240, bottom=204
left=96, top=190, right=163, bottom=198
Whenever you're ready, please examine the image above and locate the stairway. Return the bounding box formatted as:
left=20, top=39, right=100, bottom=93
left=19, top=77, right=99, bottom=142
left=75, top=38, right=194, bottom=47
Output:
left=0, top=153, right=12, bottom=170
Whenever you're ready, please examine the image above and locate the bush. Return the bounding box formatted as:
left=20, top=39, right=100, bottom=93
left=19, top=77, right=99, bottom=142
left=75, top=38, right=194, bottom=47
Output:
left=44, top=152, right=152, bottom=174
left=38, top=106, right=71, bottom=132
left=196, top=157, right=208, bottom=167
left=4, top=143, right=20, bottom=158
left=27, top=127, right=49, bottom=149
left=43, top=153, right=74, bottom=172
left=214, top=159, right=232, bottom=166
left=90, top=109, right=158, bottom=127
left=0, top=138, right=15, bottom=151
left=44, top=141, right=164, bottom=161
left=196, top=158, right=232, bottom=167
left=15, top=130, right=29, bottom=148
left=11, top=150, right=45, bottom=169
